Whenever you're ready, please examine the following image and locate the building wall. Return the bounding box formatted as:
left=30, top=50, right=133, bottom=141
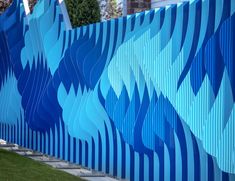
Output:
left=151, top=0, right=184, bottom=8
left=127, top=0, right=151, bottom=14
left=123, top=0, right=184, bottom=15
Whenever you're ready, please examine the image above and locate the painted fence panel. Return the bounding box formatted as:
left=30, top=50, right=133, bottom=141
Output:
left=0, top=0, right=235, bottom=180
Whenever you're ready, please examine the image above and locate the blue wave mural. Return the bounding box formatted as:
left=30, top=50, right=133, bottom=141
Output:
left=0, top=0, right=235, bottom=180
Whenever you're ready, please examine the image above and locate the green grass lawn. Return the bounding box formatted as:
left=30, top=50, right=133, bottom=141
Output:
left=0, top=149, right=84, bottom=181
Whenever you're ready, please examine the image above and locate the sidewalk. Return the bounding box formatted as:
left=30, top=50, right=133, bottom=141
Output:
left=0, top=139, right=122, bottom=181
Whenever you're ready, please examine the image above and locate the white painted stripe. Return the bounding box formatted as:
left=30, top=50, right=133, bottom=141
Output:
left=23, top=0, right=30, bottom=15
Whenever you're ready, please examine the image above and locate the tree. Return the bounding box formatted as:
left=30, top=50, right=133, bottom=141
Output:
left=0, top=0, right=12, bottom=15
left=105, top=0, right=122, bottom=20
left=65, top=0, right=101, bottom=28
left=28, top=0, right=38, bottom=12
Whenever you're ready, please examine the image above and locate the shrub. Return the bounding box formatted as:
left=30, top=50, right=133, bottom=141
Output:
left=65, top=0, right=101, bottom=28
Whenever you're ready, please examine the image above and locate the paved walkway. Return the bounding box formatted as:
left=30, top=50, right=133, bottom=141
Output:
left=0, top=139, right=123, bottom=181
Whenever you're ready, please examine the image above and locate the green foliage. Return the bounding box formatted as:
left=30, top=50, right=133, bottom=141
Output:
left=65, top=0, right=101, bottom=28
left=0, top=0, right=12, bottom=15
left=106, top=0, right=119, bottom=19
left=28, top=0, right=38, bottom=12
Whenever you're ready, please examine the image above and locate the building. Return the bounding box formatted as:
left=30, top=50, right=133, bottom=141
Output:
left=124, top=0, right=183, bottom=15
left=98, top=0, right=183, bottom=20
left=126, top=0, right=151, bottom=14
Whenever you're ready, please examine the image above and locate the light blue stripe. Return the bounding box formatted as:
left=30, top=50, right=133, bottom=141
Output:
left=55, top=124, right=58, bottom=157
left=134, top=152, right=140, bottom=181
left=164, top=145, right=170, bottom=181
left=144, top=155, right=149, bottom=181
